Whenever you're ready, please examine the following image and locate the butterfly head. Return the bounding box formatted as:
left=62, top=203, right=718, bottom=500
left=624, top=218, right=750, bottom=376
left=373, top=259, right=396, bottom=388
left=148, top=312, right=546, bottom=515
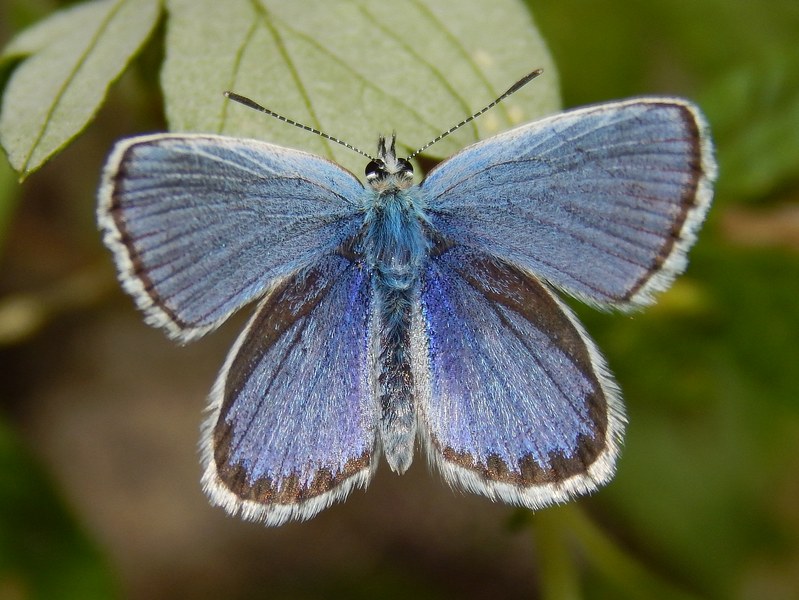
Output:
left=365, top=134, right=414, bottom=192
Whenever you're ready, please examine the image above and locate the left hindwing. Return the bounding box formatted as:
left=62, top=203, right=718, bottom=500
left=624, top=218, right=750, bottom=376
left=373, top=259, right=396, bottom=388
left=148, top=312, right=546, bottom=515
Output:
left=413, top=246, right=625, bottom=508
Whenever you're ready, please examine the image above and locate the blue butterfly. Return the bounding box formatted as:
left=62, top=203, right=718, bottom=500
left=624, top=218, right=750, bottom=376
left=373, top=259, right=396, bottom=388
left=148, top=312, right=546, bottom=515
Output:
left=97, top=70, right=715, bottom=525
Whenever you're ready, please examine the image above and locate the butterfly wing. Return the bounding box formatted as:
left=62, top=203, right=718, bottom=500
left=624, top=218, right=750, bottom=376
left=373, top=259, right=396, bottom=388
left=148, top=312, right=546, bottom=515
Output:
left=413, top=246, right=624, bottom=507
left=202, top=251, right=377, bottom=525
left=98, top=134, right=364, bottom=342
left=421, top=99, right=716, bottom=309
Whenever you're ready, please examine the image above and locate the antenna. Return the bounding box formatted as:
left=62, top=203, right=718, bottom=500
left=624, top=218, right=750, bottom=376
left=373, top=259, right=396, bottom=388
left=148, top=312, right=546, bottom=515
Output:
left=407, top=68, right=543, bottom=160
left=223, top=91, right=374, bottom=160
left=224, top=67, right=543, bottom=162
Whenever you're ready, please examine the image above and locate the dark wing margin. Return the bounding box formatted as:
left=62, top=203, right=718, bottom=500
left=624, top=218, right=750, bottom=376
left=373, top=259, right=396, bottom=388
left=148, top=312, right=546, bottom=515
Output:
left=413, top=246, right=625, bottom=508
left=201, top=253, right=377, bottom=525
left=97, top=133, right=364, bottom=342
left=421, top=98, right=716, bottom=310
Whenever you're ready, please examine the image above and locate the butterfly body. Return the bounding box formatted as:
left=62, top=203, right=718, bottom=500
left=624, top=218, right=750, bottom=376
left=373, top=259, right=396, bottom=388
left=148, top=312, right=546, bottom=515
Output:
left=98, top=96, right=716, bottom=525
left=360, top=136, right=431, bottom=473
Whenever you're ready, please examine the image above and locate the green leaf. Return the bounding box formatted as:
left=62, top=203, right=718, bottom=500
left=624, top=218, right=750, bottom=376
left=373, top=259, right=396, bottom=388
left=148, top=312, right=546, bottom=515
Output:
left=0, top=0, right=162, bottom=179
left=162, top=0, right=560, bottom=176
left=0, top=418, right=118, bottom=599
left=0, top=156, right=19, bottom=254
left=701, top=52, right=799, bottom=201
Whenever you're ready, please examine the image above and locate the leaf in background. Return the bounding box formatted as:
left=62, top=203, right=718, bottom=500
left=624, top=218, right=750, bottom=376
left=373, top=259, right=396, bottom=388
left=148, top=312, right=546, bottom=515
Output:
left=0, top=0, right=161, bottom=179
left=0, top=418, right=118, bottom=599
left=0, top=157, right=18, bottom=255
left=701, top=52, right=799, bottom=202
left=162, top=0, right=560, bottom=176
left=532, top=0, right=799, bottom=205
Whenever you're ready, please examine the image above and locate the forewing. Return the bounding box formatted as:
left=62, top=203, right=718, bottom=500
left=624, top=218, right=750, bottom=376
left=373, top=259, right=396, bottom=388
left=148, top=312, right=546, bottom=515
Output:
left=98, top=134, right=364, bottom=342
left=202, top=253, right=376, bottom=525
left=414, top=246, right=625, bottom=508
left=422, top=99, right=716, bottom=309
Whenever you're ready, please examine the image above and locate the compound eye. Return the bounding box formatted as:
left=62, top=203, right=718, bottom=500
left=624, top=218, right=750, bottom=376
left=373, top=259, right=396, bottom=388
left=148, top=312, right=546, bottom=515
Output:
left=397, top=158, right=414, bottom=176
left=365, top=159, right=384, bottom=180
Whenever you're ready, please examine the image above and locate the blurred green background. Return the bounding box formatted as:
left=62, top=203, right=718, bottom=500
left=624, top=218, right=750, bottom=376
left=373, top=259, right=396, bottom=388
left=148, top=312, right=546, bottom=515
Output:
left=1, top=1, right=797, bottom=599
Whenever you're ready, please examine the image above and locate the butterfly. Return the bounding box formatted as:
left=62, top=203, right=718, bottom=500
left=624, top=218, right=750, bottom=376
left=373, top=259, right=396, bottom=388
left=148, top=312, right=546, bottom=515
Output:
left=97, top=70, right=716, bottom=525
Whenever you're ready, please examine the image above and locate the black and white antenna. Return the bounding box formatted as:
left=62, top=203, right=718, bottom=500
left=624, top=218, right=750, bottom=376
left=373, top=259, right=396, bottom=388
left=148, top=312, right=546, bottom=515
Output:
left=224, top=91, right=375, bottom=160
left=407, top=68, right=542, bottom=160
left=224, top=68, right=543, bottom=161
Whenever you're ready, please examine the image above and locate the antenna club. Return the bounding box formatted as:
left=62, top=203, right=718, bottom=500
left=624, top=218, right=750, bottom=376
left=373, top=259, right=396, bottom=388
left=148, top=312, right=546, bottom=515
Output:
left=407, top=67, right=544, bottom=160
left=223, top=91, right=374, bottom=160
